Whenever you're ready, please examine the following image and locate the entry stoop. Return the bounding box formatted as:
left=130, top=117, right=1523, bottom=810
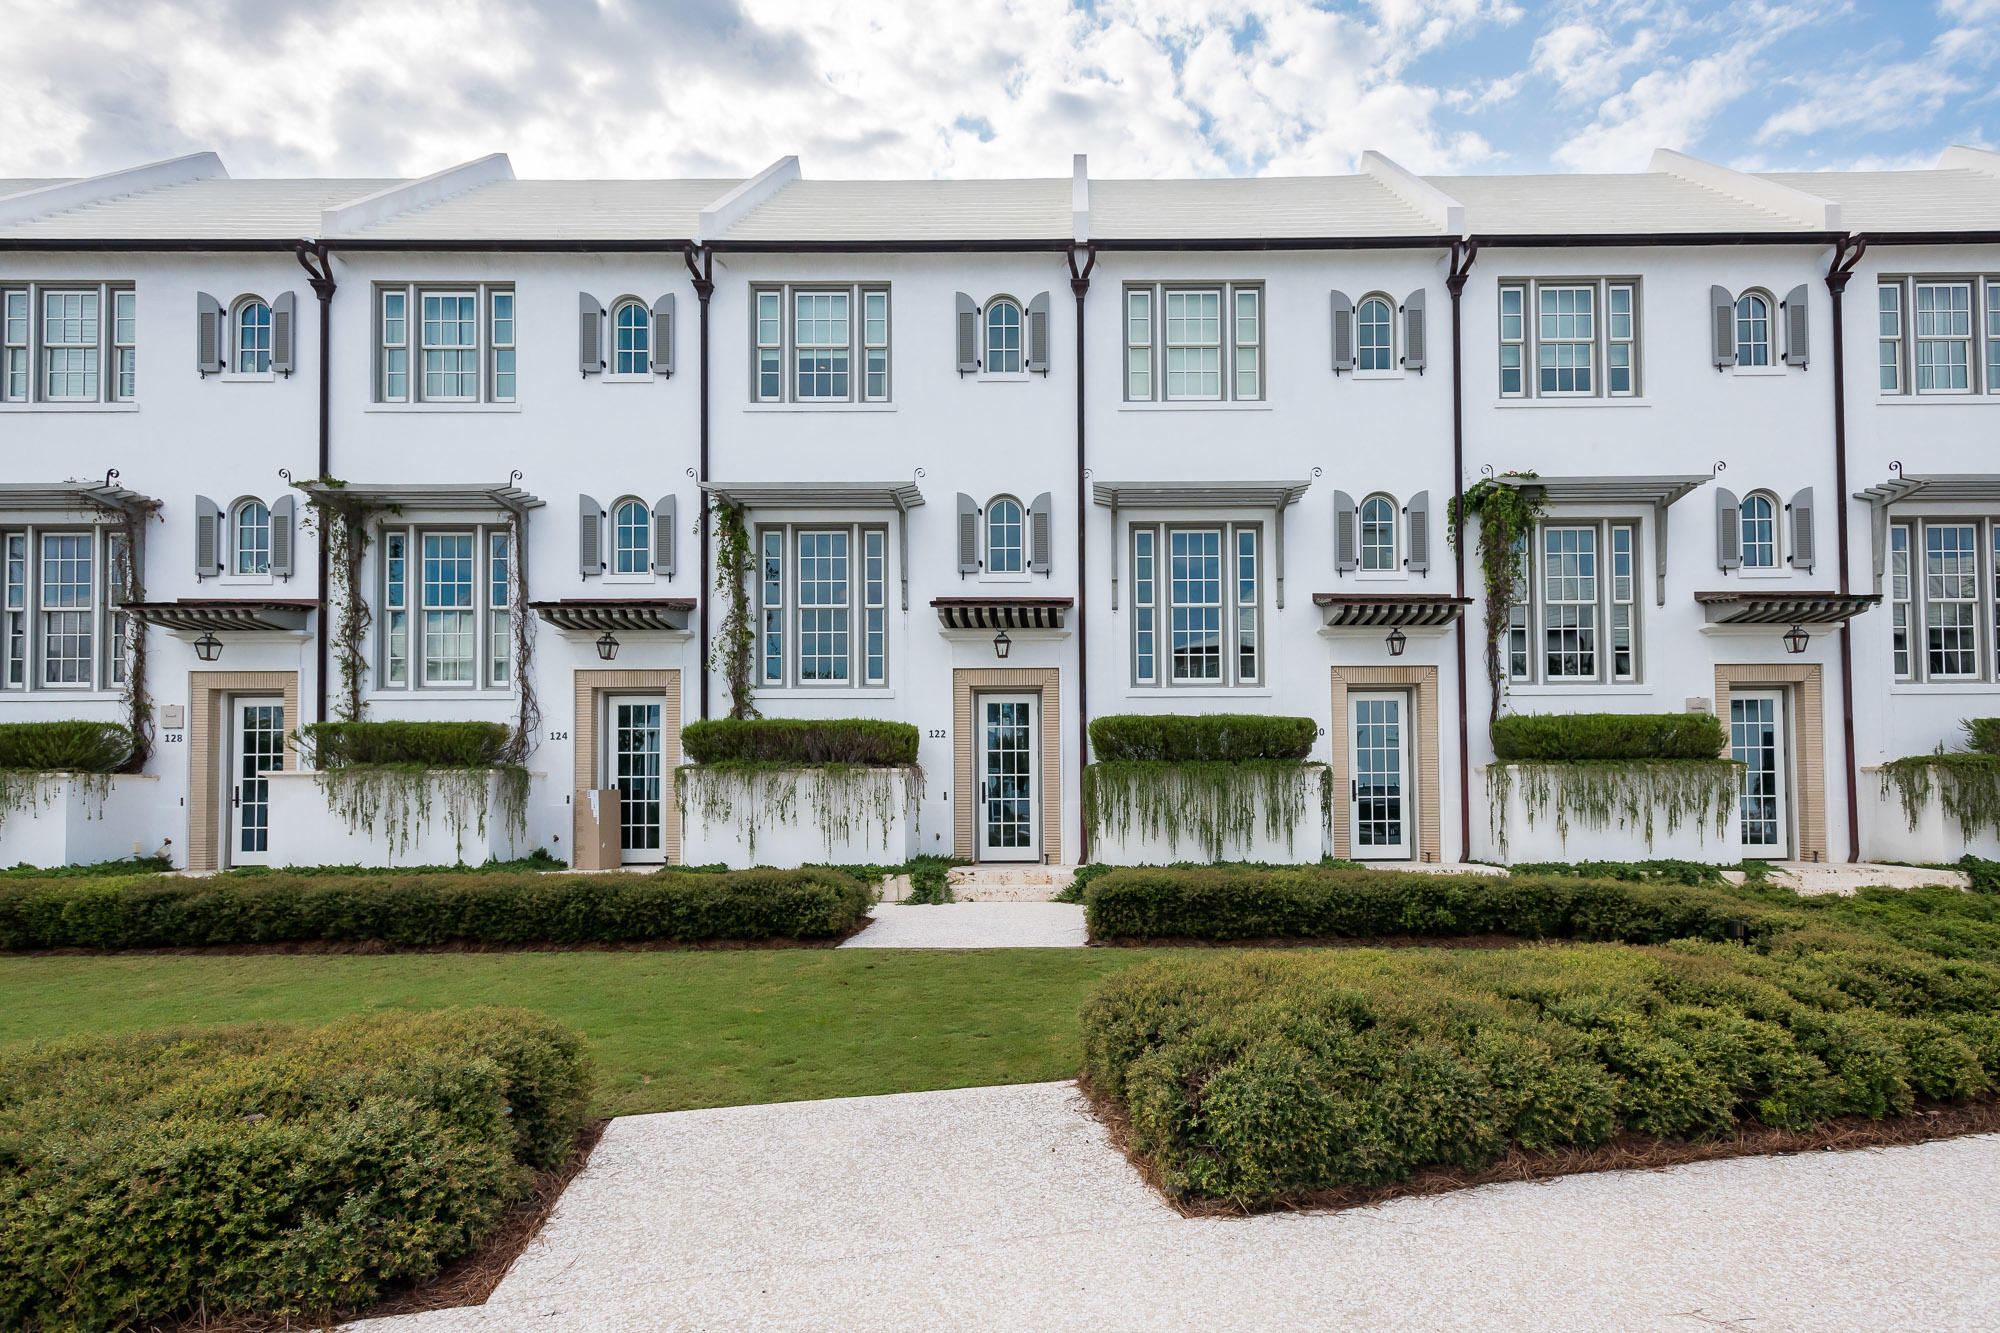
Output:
left=947, top=865, right=1077, bottom=902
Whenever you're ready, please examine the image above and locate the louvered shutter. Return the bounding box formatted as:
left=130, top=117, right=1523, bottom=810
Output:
left=579, top=293, right=603, bottom=375
left=268, top=496, right=295, bottom=577
left=195, top=495, right=223, bottom=576
left=1333, top=490, right=1358, bottom=571
left=956, top=493, right=979, bottom=572
left=579, top=494, right=602, bottom=575
left=1783, top=285, right=1810, bottom=368
left=196, top=293, right=224, bottom=375
left=1789, top=487, right=1816, bottom=572
left=1402, top=290, right=1427, bottom=372
left=653, top=294, right=675, bottom=376
left=107, top=534, right=131, bottom=607
left=1710, top=285, right=1737, bottom=369
left=654, top=494, right=677, bottom=575
left=1026, top=292, right=1051, bottom=374
left=1716, top=487, right=1741, bottom=570
left=1029, top=492, right=1052, bottom=573
left=1330, top=291, right=1354, bottom=373
left=1406, top=491, right=1431, bottom=572
left=955, top=293, right=978, bottom=373
left=270, top=291, right=296, bottom=375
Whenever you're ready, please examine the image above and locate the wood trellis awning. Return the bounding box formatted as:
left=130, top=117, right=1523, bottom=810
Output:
left=1694, top=591, right=1880, bottom=626
left=0, top=480, right=159, bottom=519
left=530, top=599, right=695, bottom=632
left=931, top=597, right=1072, bottom=630
left=1493, top=473, right=1712, bottom=606
left=290, top=479, right=545, bottom=515
left=1092, top=479, right=1314, bottom=610
left=126, top=599, right=316, bottom=632
left=700, top=480, right=927, bottom=611
left=1312, top=593, right=1471, bottom=628
left=1853, top=473, right=2000, bottom=593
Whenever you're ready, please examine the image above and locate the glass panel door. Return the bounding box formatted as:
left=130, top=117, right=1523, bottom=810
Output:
left=1732, top=690, right=1790, bottom=858
left=610, top=698, right=664, bottom=864
left=230, top=696, right=284, bottom=866
left=977, top=694, right=1038, bottom=862
left=1349, top=691, right=1412, bottom=860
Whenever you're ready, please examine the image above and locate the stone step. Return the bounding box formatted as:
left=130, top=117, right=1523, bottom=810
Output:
left=947, top=865, right=1077, bottom=902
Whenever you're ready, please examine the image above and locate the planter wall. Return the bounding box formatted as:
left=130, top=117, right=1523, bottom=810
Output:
left=1479, top=764, right=1744, bottom=865
left=1087, top=763, right=1330, bottom=866
left=262, top=770, right=534, bottom=868
left=679, top=765, right=920, bottom=869
left=1858, top=767, right=2000, bottom=863
left=0, top=774, right=168, bottom=868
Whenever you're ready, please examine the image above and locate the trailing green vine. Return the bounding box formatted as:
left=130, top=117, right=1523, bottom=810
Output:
left=504, top=510, right=539, bottom=764
left=99, top=497, right=160, bottom=770
left=312, top=763, right=529, bottom=862
left=0, top=770, right=113, bottom=836
left=677, top=762, right=920, bottom=860
left=301, top=478, right=375, bottom=723
left=710, top=500, right=759, bottom=720
left=1880, top=752, right=2000, bottom=838
left=1082, top=760, right=1332, bottom=861
left=1447, top=473, right=1546, bottom=729
left=1489, top=759, right=1741, bottom=858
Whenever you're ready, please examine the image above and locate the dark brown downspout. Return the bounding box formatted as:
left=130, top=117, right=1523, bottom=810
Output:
left=1826, top=236, right=1867, bottom=862
left=294, top=241, right=336, bottom=725
left=1068, top=245, right=1096, bottom=863
left=1446, top=240, right=1478, bottom=862
left=684, top=246, right=715, bottom=719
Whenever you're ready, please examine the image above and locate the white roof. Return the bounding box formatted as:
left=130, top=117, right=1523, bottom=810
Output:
left=0, top=177, right=394, bottom=240
left=341, top=178, right=742, bottom=241
left=1429, top=172, right=1811, bottom=236
left=1089, top=175, right=1435, bottom=239
left=1758, top=167, right=2000, bottom=232
left=721, top=178, right=1072, bottom=241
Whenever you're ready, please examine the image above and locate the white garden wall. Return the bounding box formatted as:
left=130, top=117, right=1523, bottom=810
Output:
left=262, top=769, right=535, bottom=868
left=1480, top=764, right=1744, bottom=865
left=1086, top=764, right=1330, bottom=866
left=1857, top=768, right=2000, bottom=864
left=0, top=774, right=170, bottom=868
left=679, top=765, right=920, bottom=869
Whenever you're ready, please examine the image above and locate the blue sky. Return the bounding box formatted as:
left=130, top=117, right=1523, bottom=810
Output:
left=0, top=1, right=1993, bottom=180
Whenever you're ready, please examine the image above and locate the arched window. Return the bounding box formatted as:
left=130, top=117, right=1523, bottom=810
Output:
left=1360, top=494, right=1398, bottom=571
left=614, top=498, right=651, bottom=574
left=986, top=299, right=1022, bottom=374
left=1736, top=292, right=1771, bottom=367
left=613, top=301, right=651, bottom=375
left=987, top=496, right=1023, bottom=573
left=236, top=299, right=271, bottom=374
left=1741, top=492, right=1778, bottom=568
left=234, top=500, right=270, bottom=575
left=1357, top=295, right=1394, bottom=371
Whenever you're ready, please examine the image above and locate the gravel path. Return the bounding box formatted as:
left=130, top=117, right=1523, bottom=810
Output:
left=348, top=1082, right=2000, bottom=1332
left=838, top=902, right=1088, bottom=948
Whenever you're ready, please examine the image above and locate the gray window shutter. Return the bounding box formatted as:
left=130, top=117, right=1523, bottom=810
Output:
left=1330, top=291, right=1354, bottom=373
left=652, top=494, right=677, bottom=575
left=653, top=294, right=675, bottom=376
left=1029, top=492, right=1052, bottom=573
left=956, top=493, right=979, bottom=572
left=1710, top=285, right=1737, bottom=369
left=956, top=293, right=978, bottom=373
left=1784, top=284, right=1810, bottom=368
left=579, top=494, right=603, bottom=575
left=1406, top=491, right=1431, bottom=572
left=1402, top=290, right=1427, bottom=372
left=268, top=496, right=295, bottom=578
left=1333, top=490, right=1358, bottom=572
left=1789, top=487, right=1816, bottom=572
left=196, top=293, right=224, bottom=375
left=195, top=495, right=223, bottom=576
left=579, top=293, right=603, bottom=375
left=270, top=291, right=296, bottom=375
left=1716, top=487, right=1741, bottom=570
left=1026, top=292, right=1051, bottom=374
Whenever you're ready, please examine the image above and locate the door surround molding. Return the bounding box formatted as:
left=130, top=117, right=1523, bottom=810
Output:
left=573, top=669, right=680, bottom=868
left=1329, top=665, right=1440, bottom=862
left=1714, top=663, right=1826, bottom=862
left=953, top=667, right=1062, bottom=864
left=187, top=670, right=299, bottom=871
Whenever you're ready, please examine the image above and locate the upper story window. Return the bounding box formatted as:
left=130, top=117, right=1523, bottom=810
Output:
left=234, top=501, right=271, bottom=575
left=1740, top=492, right=1779, bottom=568
left=376, top=522, right=513, bottom=691
left=987, top=496, right=1024, bottom=574
left=613, top=301, right=650, bottom=376
left=0, top=283, right=134, bottom=405
left=752, top=284, right=890, bottom=404
left=613, top=498, right=651, bottom=574
left=1357, top=296, right=1394, bottom=371
left=1124, top=283, right=1262, bottom=403
left=1886, top=518, right=2000, bottom=683
left=1, top=525, right=126, bottom=692
left=1504, top=519, right=1639, bottom=684
left=1877, top=276, right=2000, bottom=396
left=235, top=299, right=272, bottom=374
left=375, top=283, right=513, bottom=405
left=1497, top=278, right=1639, bottom=400
left=986, top=300, right=1022, bottom=374
left=757, top=523, right=888, bottom=687
left=1736, top=292, right=1772, bottom=367
left=1129, top=521, right=1262, bottom=687
left=1360, top=494, right=1397, bottom=570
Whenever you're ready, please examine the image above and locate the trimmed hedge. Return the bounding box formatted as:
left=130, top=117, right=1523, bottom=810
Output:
left=1089, top=714, right=1316, bottom=763
left=299, top=720, right=512, bottom=768
left=0, top=867, right=871, bottom=950
left=681, top=718, right=919, bottom=766
left=0, top=720, right=134, bottom=772
left=0, top=1007, right=590, bottom=1329
left=1491, top=711, right=1727, bottom=762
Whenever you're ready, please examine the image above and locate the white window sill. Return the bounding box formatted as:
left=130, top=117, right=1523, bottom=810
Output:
left=364, top=402, right=521, bottom=414
left=1733, top=567, right=1790, bottom=580
left=975, top=373, right=1032, bottom=385
left=1503, top=683, right=1654, bottom=696
left=976, top=572, right=1033, bottom=585
left=1349, top=371, right=1403, bottom=383
left=369, top=691, right=513, bottom=702
left=1119, top=400, right=1270, bottom=412
left=1492, top=398, right=1648, bottom=409
left=1729, top=366, right=1788, bottom=378
left=1875, top=396, right=1996, bottom=406
left=218, top=574, right=277, bottom=588
left=1352, top=570, right=1406, bottom=582
left=744, top=402, right=897, bottom=413
left=0, top=402, right=138, bottom=413
left=1124, top=688, right=1273, bottom=699
left=4, top=690, right=124, bottom=701
left=753, top=687, right=898, bottom=699
left=1889, top=682, right=2000, bottom=694
left=603, top=374, right=661, bottom=385
left=219, top=372, right=277, bottom=385
left=603, top=573, right=657, bottom=586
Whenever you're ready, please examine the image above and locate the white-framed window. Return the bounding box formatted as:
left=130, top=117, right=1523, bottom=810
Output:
left=986, top=495, right=1023, bottom=574
left=1874, top=276, right=2000, bottom=396
left=488, top=530, right=511, bottom=687
left=612, top=300, right=651, bottom=376
left=750, top=284, right=890, bottom=404
left=1927, top=522, right=1979, bottom=677
left=1506, top=533, right=1531, bottom=680
left=1357, top=295, right=1394, bottom=372
left=233, top=500, right=271, bottom=575
left=985, top=298, right=1022, bottom=375
left=755, top=523, right=889, bottom=688
left=1741, top=492, right=1779, bottom=569
left=1890, top=525, right=1911, bottom=680
left=0, top=283, right=133, bottom=405
left=235, top=299, right=272, bottom=374
left=1497, top=278, right=1640, bottom=400
left=374, top=283, right=514, bottom=404
left=613, top=498, right=651, bottom=575
left=1360, top=494, right=1397, bottom=571
left=1735, top=291, right=1772, bottom=368
left=0, top=524, right=124, bottom=692
left=1879, top=283, right=1903, bottom=393
left=1878, top=518, right=2000, bottom=683
left=375, top=522, right=513, bottom=691
left=1917, top=282, right=1973, bottom=393
left=1123, top=282, right=1263, bottom=402
left=1505, top=519, right=1641, bottom=684
left=1128, top=521, right=1263, bottom=687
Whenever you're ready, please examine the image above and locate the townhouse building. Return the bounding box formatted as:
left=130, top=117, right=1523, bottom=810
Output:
left=2, top=145, right=1996, bottom=870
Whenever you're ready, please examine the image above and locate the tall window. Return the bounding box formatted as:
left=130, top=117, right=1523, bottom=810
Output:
left=613, top=301, right=651, bottom=375
left=614, top=499, right=651, bottom=574
left=39, top=533, right=93, bottom=686
left=756, top=524, right=888, bottom=687
left=1498, top=279, right=1638, bottom=400
left=1735, top=293, right=1771, bottom=368
left=375, top=284, right=513, bottom=404
left=1884, top=518, right=2000, bottom=683
left=1872, top=276, right=2000, bottom=395
left=42, top=291, right=99, bottom=401
left=1542, top=526, right=1598, bottom=679
left=750, top=285, right=891, bottom=404
left=488, top=531, right=511, bottom=687
left=1927, top=523, right=1979, bottom=679
left=1505, top=520, right=1640, bottom=684
left=1879, top=284, right=1904, bottom=392
left=1360, top=495, right=1397, bottom=571
left=1917, top=283, right=1972, bottom=393
left=1357, top=296, right=1394, bottom=371
left=0, top=284, right=133, bottom=404
left=234, top=501, right=271, bottom=575
left=1890, top=526, right=1911, bottom=680
left=236, top=300, right=271, bottom=374
left=1740, top=493, right=1777, bottom=568
left=1499, top=287, right=1524, bottom=395
left=1124, top=283, right=1262, bottom=402
left=383, top=531, right=408, bottom=686
left=377, top=523, right=512, bottom=690
left=0, top=527, right=122, bottom=691
left=422, top=532, right=476, bottom=684
left=985, top=299, right=1022, bottom=374
left=986, top=496, right=1023, bottom=573
left=422, top=293, right=477, bottom=401
left=1129, top=522, right=1262, bottom=687
left=490, top=291, right=514, bottom=400
left=1539, top=286, right=1594, bottom=395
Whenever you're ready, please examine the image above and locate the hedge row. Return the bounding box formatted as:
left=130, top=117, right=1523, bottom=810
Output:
left=0, top=868, right=871, bottom=950
left=1490, top=711, right=1726, bottom=762
left=1089, top=714, right=1315, bottom=763
left=0, top=1007, right=591, bottom=1329
left=680, top=718, right=919, bottom=766
left=298, top=720, right=514, bottom=768
left=0, top=720, right=133, bottom=772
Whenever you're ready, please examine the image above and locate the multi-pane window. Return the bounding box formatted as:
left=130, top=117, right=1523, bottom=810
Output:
left=1357, top=295, right=1394, bottom=371
left=1506, top=520, right=1641, bottom=684
left=1129, top=522, right=1262, bottom=686
left=1360, top=495, right=1397, bottom=570
left=1497, top=279, right=1639, bottom=399
left=375, top=284, right=513, bottom=404
left=1538, top=286, right=1594, bottom=395
left=39, top=533, right=93, bottom=686
left=1873, top=276, right=2000, bottom=396
left=613, top=300, right=650, bottom=376
left=1890, top=525, right=1911, bottom=680
left=1607, top=284, right=1635, bottom=393
left=863, top=529, right=886, bottom=686
left=0, top=284, right=132, bottom=404
left=376, top=524, right=512, bottom=690
left=1610, top=526, right=1635, bottom=681
left=1926, top=523, right=1980, bottom=677
left=488, top=531, right=511, bottom=687
left=234, top=501, right=271, bottom=575
left=4, top=533, right=25, bottom=688
left=1881, top=518, right=2000, bottom=683
left=755, top=524, right=890, bottom=687
left=0, top=527, right=125, bottom=692
left=113, top=292, right=135, bottom=400
left=422, top=532, right=476, bottom=684
left=614, top=499, right=651, bottom=574
left=1542, top=526, right=1598, bottom=679
left=1499, top=287, right=1524, bottom=396
left=1123, top=283, right=1262, bottom=402
left=1988, top=286, right=2000, bottom=393
left=236, top=300, right=271, bottom=374
left=1735, top=293, right=1771, bottom=367
left=383, top=531, right=408, bottom=686
left=985, top=299, right=1022, bottom=374
left=1506, top=534, right=1531, bottom=681
left=987, top=497, right=1023, bottom=574
left=42, top=291, right=98, bottom=400
left=1879, top=284, right=1904, bottom=392
left=750, top=285, right=891, bottom=404
left=1916, top=283, right=1972, bottom=393
left=1741, top=493, right=1777, bottom=569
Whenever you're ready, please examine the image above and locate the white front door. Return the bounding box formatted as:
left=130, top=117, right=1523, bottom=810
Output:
left=607, top=696, right=666, bottom=865
left=228, top=695, right=285, bottom=866
left=1349, top=691, right=1413, bottom=860
left=977, top=693, right=1039, bottom=862
left=1732, top=689, right=1790, bottom=858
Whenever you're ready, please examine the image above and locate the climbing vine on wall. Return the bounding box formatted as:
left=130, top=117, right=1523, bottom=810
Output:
left=677, top=761, right=918, bottom=860
left=103, top=495, right=161, bottom=769
left=303, top=479, right=376, bottom=723
left=1082, top=760, right=1332, bottom=860
left=1447, top=473, right=1546, bottom=730
left=1488, top=759, right=1740, bottom=858
left=314, top=763, right=530, bottom=861
left=711, top=499, right=759, bottom=721
left=504, top=510, right=539, bottom=764
left=1880, top=753, right=2000, bottom=838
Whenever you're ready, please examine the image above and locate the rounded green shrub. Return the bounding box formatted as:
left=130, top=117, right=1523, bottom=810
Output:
left=299, top=720, right=513, bottom=768
left=680, top=718, right=919, bottom=766
left=1088, top=713, right=1316, bottom=763
left=1491, top=711, right=1727, bottom=762
left=0, top=720, right=134, bottom=772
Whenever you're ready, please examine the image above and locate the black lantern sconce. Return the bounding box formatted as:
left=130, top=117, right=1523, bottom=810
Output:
left=1385, top=626, right=1408, bottom=657
left=993, top=629, right=1013, bottom=660
left=1783, top=624, right=1810, bottom=655
left=193, top=631, right=223, bottom=662
left=596, top=631, right=620, bottom=661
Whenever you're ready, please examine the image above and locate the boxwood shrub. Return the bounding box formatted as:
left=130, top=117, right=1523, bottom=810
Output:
left=0, top=867, right=871, bottom=950
left=681, top=718, right=919, bottom=766
left=1491, top=711, right=1727, bottom=762
left=0, top=1007, right=590, bottom=1329
left=299, top=719, right=513, bottom=768
left=0, top=719, right=134, bottom=772
left=1089, top=714, right=1316, bottom=763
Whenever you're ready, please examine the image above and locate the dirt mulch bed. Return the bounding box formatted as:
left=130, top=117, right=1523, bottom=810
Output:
left=1088, top=932, right=1529, bottom=950
left=1079, top=1076, right=2000, bottom=1218
left=15, top=922, right=871, bottom=958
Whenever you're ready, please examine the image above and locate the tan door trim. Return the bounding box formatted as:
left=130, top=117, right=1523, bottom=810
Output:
left=954, top=667, right=1062, bottom=864
left=573, top=669, right=681, bottom=868
left=188, top=670, right=300, bottom=871
left=1329, top=665, right=1440, bottom=862
left=1715, top=663, right=1825, bottom=862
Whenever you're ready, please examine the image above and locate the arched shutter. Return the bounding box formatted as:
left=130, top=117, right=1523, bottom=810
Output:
left=1710, top=285, right=1737, bottom=369
left=195, top=293, right=224, bottom=375
left=270, top=292, right=296, bottom=375
left=956, top=493, right=979, bottom=572
left=1333, top=490, right=1358, bottom=571
left=652, top=495, right=677, bottom=575
left=1026, top=292, right=1051, bottom=374
left=1029, top=492, right=1052, bottom=573
left=1406, top=491, right=1431, bottom=572
left=1789, top=488, right=1816, bottom=571
left=1330, top=291, right=1354, bottom=373
left=1783, top=285, right=1810, bottom=368
left=1402, top=290, right=1427, bottom=372
left=268, top=496, right=295, bottom=578
left=955, top=293, right=978, bottom=373
left=579, top=494, right=603, bottom=575
left=195, top=495, right=223, bottom=576
left=579, top=293, right=603, bottom=375
left=653, top=294, right=675, bottom=376
left=1716, top=487, right=1741, bottom=570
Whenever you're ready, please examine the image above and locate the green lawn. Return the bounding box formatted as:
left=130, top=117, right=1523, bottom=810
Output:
left=0, top=949, right=1161, bottom=1116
